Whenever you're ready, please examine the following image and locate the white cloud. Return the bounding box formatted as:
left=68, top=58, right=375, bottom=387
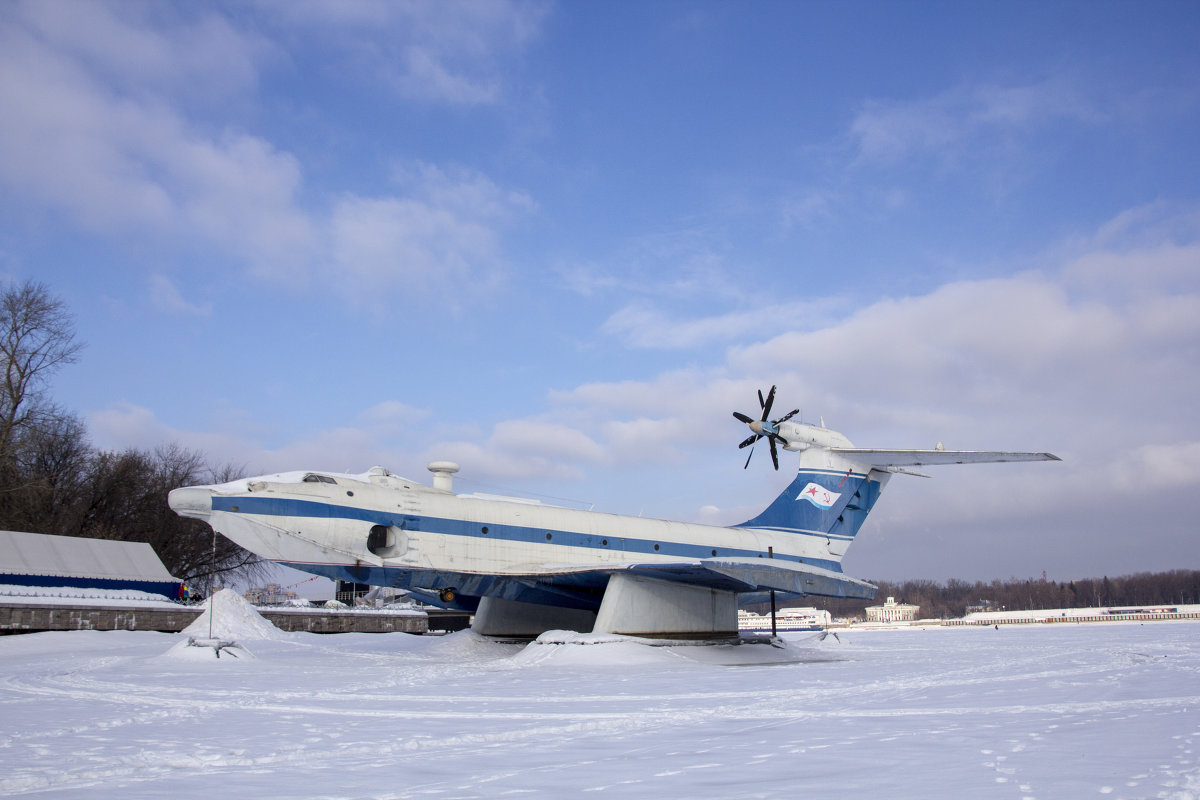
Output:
left=558, top=227, right=744, bottom=306
left=259, top=0, right=549, bottom=106
left=560, top=209, right=1200, bottom=554
left=357, top=401, right=430, bottom=435
left=850, top=77, right=1098, bottom=166
left=328, top=163, right=534, bottom=305
left=1063, top=242, right=1200, bottom=296
left=779, top=189, right=835, bottom=231
left=14, top=0, right=266, bottom=100
left=601, top=298, right=851, bottom=350
left=149, top=275, right=211, bottom=316
left=107, top=209, right=1200, bottom=498
left=1110, top=441, right=1200, bottom=491
left=0, top=5, right=316, bottom=272
left=426, top=418, right=606, bottom=483
left=86, top=401, right=428, bottom=477
left=88, top=402, right=251, bottom=467
left=0, top=6, right=540, bottom=311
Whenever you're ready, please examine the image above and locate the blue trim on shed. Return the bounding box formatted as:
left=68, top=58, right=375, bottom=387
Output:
left=0, top=573, right=183, bottom=600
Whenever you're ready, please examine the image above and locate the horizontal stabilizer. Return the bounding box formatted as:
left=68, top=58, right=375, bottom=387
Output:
left=830, top=448, right=1060, bottom=468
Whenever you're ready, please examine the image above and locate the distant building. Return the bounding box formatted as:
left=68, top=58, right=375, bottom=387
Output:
left=335, top=579, right=371, bottom=605
left=865, top=596, right=919, bottom=622
left=244, top=583, right=300, bottom=605
left=965, top=599, right=1003, bottom=614
left=0, top=530, right=183, bottom=600
left=738, top=606, right=831, bottom=632
left=333, top=581, right=409, bottom=606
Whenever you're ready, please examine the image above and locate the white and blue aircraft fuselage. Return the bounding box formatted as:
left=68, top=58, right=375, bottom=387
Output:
left=169, top=405, right=1057, bottom=639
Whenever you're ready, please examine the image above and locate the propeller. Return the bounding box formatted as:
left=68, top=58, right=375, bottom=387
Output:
left=732, top=385, right=798, bottom=470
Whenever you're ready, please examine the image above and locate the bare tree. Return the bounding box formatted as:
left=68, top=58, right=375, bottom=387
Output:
left=73, top=444, right=264, bottom=587
left=0, top=281, right=83, bottom=469
left=0, top=412, right=91, bottom=534
left=0, top=282, right=263, bottom=588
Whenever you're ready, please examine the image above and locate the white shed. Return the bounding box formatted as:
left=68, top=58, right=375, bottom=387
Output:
left=0, top=530, right=181, bottom=599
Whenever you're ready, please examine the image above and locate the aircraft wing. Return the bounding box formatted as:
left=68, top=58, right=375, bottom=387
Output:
left=829, top=448, right=1060, bottom=468
left=403, top=559, right=878, bottom=611
left=583, top=558, right=877, bottom=600
left=693, top=557, right=877, bottom=600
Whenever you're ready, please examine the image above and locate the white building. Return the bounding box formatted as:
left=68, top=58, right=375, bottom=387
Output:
left=865, top=596, right=920, bottom=622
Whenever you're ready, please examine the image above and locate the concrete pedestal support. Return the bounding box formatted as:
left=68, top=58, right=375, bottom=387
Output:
left=471, top=596, right=598, bottom=638
left=593, top=574, right=738, bottom=639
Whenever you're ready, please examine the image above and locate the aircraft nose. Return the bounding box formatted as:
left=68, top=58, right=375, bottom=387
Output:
left=168, top=486, right=213, bottom=519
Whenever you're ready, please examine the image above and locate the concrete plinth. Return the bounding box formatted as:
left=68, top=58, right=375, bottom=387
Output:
left=593, top=574, right=738, bottom=639
left=472, top=596, right=597, bottom=638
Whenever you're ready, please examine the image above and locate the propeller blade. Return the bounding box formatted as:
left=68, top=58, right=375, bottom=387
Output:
left=760, top=385, right=776, bottom=420
left=737, top=386, right=785, bottom=470
left=776, top=408, right=799, bottom=424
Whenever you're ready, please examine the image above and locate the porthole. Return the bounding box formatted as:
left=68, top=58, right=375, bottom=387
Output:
left=653, top=543, right=660, bottom=551
left=602, top=539, right=608, bottom=546
left=346, top=491, right=354, bottom=497
left=711, top=549, right=717, bottom=556
left=481, top=526, right=489, bottom=535
left=546, top=533, right=553, bottom=541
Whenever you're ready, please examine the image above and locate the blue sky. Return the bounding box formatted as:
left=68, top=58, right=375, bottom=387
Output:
left=2, top=0, right=1198, bottom=583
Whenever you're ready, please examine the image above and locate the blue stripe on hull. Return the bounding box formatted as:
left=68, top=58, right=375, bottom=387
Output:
left=212, top=496, right=845, bottom=573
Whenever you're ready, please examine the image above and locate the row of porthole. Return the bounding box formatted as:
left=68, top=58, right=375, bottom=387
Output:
left=223, top=515, right=731, bottom=562
left=477, top=525, right=720, bottom=557
left=223, top=509, right=790, bottom=563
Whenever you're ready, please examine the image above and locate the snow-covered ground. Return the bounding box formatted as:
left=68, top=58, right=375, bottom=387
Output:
left=1, top=595, right=1197, bottom=799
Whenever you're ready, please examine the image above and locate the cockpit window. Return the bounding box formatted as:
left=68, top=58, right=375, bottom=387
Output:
left=302, top=474, right=338, bottom=484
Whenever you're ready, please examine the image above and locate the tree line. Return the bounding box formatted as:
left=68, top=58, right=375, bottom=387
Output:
left=792, top=570, right=1200, bottom=620
left=0, top=281, right=261, bottom=589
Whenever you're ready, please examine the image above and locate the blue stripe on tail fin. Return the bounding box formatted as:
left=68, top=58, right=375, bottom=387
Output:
left=734, top=468, right=887, bottom=559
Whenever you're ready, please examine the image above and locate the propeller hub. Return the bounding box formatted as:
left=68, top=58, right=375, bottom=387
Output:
left=733, top=385, right=798, bottom=471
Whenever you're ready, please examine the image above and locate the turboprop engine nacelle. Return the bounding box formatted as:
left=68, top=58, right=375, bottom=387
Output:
left=777, top=421, right=855, bottom=452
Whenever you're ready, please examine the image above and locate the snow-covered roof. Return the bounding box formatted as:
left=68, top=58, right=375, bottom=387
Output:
left=0, top=530, right=176, bottom=582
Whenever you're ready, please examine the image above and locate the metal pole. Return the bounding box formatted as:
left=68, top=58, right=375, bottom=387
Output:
left=768, top=546, right=777, bottom=637
left=208, top=528, right=217, bottom=640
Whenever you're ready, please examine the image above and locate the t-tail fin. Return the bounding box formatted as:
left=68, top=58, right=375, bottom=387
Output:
left=735, top=464, right=890, bottom=561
